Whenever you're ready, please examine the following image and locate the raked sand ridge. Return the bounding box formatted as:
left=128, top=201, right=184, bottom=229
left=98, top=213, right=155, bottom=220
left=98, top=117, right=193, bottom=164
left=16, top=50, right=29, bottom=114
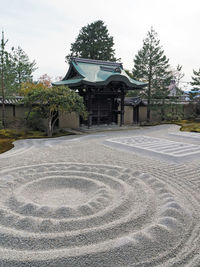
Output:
left=0, top=124, right=200, bottom=266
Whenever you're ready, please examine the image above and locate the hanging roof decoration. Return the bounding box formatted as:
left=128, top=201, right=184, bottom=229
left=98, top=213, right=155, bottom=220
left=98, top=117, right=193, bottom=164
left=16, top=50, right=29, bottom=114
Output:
left=124, top=97, right=146, bottom=107
left=52, top=58, right=147, bottom=89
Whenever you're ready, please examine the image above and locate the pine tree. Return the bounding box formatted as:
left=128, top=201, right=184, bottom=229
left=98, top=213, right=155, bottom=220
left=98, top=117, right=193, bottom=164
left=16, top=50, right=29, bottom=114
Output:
left=0, top=32, right=14, bottom=94
left=190, top=68, right=200, bottom=115
left=133, top=27, right=172, bottom=121
left=1, top=32, right=37, bottom=97
left=66, top=20, right=116, bottom=62
left=0, top=31, right=13, bottom=127
left=11, top=46, right=37, bottom=92
left=190, top=68, right=200, bottom=99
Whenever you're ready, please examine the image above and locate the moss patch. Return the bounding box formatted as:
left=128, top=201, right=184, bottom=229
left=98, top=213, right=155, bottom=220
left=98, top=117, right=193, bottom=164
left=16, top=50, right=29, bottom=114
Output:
left=0, top=139, right=14, bottom=154
left=174, top=120, right=200, bottom=133
left=0, top=129, right=73, bottom=154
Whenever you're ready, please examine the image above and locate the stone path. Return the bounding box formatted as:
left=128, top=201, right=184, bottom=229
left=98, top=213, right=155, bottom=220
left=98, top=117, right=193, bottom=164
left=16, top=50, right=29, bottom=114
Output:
left=0, top=124, right=199, bottom=266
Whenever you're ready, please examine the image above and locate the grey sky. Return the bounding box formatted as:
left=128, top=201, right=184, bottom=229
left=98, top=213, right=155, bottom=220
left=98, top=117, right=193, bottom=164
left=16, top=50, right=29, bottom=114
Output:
left=1, top=0, right=200, bottom=89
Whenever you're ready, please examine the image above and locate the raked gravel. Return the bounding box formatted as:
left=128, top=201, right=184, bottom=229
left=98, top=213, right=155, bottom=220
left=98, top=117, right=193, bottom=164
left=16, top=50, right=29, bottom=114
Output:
left=0, top=124, right=200, bottom=266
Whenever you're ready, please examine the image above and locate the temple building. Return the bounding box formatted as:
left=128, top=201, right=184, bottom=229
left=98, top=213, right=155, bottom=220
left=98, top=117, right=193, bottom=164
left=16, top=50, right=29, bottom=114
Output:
left=52, top=58, right=147, bottom=127
left=1, top=59, right=195, bottom=129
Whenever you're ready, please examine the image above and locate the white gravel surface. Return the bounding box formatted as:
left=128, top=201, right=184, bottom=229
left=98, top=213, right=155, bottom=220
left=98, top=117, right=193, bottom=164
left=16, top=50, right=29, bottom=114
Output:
left=0, top=124, right=200, bottom=266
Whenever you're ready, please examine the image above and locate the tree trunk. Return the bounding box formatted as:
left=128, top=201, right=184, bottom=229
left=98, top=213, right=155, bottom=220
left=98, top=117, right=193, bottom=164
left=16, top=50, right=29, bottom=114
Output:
left=1, top=67, right=5, bottom=128
left=51, top=116, right=58, bottom=132
left=147, top=74, right=152, bottom=122
left=147, top=58, right=152, bottom=122
left=47, top=117, right=52, bottom=137
left=161, top=99, right=165, bottom=121
left=147, top=100, right=151, bottom=122
left=1, top=43, right=5, bottom=128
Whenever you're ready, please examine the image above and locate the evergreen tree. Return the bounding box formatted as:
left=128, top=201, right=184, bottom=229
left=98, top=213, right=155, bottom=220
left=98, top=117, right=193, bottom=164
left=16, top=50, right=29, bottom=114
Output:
left=191, top=68, right=200, bottom=89
left=11, top=46, right=37, bottom=92
left=133, top=27, right=172, bottom=121
left=190, top=68, right=200, bottom=115
left=0, top=32, right=37, bottom=97
left=66, top=20, right=116, bottom=62
left=190, top=68, right=200, bottom=99
left=0, top=31, right=14, bottom=127
left=0, top=32, right=15, bottom=97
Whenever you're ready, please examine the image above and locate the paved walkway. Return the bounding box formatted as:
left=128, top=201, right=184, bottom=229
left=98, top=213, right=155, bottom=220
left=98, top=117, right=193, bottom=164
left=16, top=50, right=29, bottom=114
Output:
left=0, top=124, right=200, bottom=266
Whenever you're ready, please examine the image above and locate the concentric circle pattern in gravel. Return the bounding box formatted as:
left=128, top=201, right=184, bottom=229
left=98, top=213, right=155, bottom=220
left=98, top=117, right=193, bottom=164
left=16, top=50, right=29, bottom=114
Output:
left=0, top=125, right=200, bottom=266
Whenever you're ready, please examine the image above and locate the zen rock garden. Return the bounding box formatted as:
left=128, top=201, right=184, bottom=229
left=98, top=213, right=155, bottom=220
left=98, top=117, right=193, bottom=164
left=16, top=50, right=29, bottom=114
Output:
left=0, top=13, right=200, bottom=266
left=0, top=124, right=200, bottom=266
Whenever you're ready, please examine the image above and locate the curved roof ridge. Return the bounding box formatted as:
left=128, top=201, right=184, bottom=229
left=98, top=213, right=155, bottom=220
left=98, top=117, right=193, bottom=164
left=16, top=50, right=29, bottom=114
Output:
left=71, top=57, right=123, bottom=68
left=52, top=57, right=147, bottom=89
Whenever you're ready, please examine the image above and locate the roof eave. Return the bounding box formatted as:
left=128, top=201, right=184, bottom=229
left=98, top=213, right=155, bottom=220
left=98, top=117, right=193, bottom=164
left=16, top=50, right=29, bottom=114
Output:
left=52, top=79, right=83, bottom=87
left=82, top=75, right=147, bottom=89
left=52, top=78, right=147, bottom=89
left=61, top=61, right=85, bottom=81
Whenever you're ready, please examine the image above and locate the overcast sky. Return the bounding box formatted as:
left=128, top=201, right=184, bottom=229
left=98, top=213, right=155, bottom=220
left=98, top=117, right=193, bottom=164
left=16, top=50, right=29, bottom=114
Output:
left=1, top=0, right=200, bottom=89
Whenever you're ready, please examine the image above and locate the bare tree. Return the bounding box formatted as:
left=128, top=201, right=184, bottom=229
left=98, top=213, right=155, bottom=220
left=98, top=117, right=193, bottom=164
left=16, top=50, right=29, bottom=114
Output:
left=0, top=31, right=8, bottom=128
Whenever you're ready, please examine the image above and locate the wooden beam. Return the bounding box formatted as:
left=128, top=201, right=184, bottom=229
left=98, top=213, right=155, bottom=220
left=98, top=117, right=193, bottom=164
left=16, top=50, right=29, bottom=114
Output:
left=120, top=88, right=125, bottom=126
left=87, top=88, right=92, bottom=128
left=97, top=100, right=100, bottom=126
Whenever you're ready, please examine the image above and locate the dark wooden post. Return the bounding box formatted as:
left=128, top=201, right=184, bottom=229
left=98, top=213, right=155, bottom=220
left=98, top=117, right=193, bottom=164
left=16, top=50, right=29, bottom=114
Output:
left=13, top=105, right=16, bottom=117
left=87, top=88, right=92, bottom=128
left=120, top=88, right=125, bottom=126
left=133, top=106, right=139, bottom=124
left=97, top=98, right=100, bottom=126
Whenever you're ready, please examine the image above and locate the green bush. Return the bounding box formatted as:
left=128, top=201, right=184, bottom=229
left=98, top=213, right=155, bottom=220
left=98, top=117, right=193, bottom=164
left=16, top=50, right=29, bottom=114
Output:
left=25, top=111, right=45, bottom=131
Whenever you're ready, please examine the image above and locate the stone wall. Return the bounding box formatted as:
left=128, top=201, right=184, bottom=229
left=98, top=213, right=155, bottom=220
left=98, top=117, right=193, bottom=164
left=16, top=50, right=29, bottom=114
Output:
left=124, top=106, right=133, bottom=125
left=0, top=105, right=29, bottom=123
left=0, top=102, right=197, bottom=129
left=59, top=112, right=80, bottom=129
left=122, top=103, right=196, bottom=125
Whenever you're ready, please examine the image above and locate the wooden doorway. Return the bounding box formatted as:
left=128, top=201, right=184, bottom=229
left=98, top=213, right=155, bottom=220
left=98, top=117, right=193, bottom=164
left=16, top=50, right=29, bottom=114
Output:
left=92, top=97, right=118, bottom=125
left=133, top=106, right=139, bottom=124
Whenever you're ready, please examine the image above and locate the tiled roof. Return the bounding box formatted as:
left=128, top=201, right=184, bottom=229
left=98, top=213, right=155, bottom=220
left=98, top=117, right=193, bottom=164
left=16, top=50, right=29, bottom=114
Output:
left=124, top=97, right=145, bottom=106
left=52, top=58, right=147, bottom=89
left=0, top=96, right=23, bottom=105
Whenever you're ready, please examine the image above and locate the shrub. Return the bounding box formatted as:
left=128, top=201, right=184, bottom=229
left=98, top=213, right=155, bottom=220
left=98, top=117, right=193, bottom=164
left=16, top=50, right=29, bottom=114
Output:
left=25, top=111, right=45, bottom=131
